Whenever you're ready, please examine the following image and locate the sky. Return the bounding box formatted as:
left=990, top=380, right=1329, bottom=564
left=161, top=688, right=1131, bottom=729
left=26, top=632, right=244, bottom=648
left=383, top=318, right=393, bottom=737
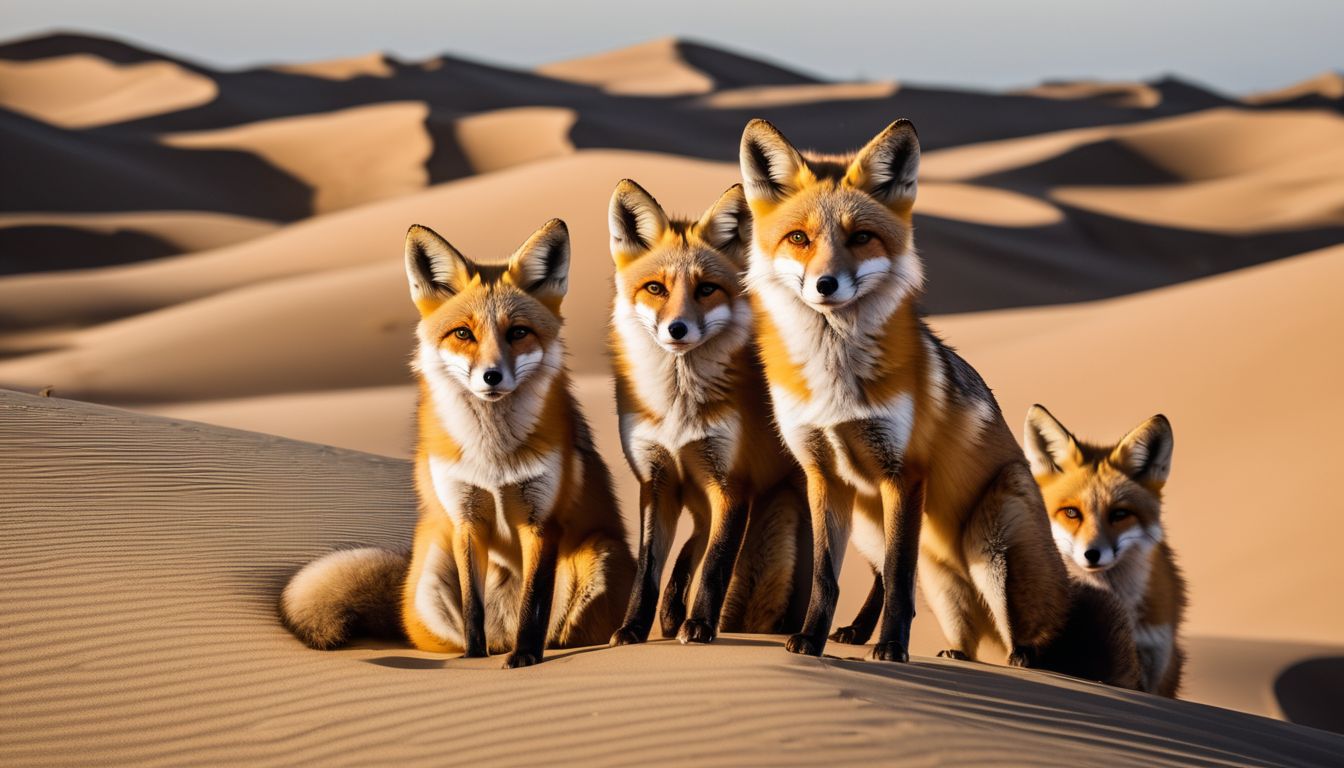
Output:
left=4, top=0, right=1341, bottom=94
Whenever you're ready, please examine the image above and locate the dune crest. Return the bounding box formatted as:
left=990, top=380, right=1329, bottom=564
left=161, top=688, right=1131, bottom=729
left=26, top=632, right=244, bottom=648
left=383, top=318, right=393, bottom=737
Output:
left=538, top=37, right=715, bottom=95
left=0, top=53, right=216, bottom=128
left=160, top=102, right=432, bottom=213
left=271, top=52, right=394, bottom=80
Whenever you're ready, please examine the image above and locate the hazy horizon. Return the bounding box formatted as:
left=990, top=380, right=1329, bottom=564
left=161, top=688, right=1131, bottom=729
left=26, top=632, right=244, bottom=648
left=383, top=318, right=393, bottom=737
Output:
left=4, top=0, right=1341, bottom=95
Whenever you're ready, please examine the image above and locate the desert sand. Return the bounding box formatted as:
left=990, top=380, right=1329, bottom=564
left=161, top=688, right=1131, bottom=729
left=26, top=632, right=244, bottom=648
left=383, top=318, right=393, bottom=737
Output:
left=2, top=32, right=1343, bottom=763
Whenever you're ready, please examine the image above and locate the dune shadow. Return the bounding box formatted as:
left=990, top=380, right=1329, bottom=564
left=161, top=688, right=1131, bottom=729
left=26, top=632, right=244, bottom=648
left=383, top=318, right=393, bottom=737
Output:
left=364, top=655, right=447, bottom=670
left=1273, top=656, right=1344, bottom=735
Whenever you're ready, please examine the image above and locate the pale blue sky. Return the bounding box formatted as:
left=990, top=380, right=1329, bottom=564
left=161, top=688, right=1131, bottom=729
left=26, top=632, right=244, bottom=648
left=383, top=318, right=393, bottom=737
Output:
left=5, top=0, right=1340, bottom=93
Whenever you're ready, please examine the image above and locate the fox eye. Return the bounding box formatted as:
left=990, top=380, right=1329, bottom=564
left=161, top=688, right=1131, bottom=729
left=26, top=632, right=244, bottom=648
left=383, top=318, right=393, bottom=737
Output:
left=787, top=230, right=810, bottom=246
left=696, top=283, right=721, bottom=298
left=506, top=326, right=531, bottom=342
left=1110, top=508, right=1131, bottom=522
left=1060, top=507, right=1082, bottom=521
left=849, top=231, right=875, bottom=246
left=451, top=327, right=475, bottom=342
left=644, top=282, right=667, bottom=296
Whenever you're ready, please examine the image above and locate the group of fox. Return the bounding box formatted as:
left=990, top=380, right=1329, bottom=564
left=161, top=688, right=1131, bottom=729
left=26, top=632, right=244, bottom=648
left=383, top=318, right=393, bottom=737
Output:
left=281, top=118, right=1187, bottom=696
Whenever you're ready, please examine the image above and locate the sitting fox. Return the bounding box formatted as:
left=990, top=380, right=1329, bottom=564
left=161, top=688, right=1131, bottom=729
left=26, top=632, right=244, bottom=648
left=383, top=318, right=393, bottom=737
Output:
left=605, top=179, right=809, bottom=647
left=738, top=117, right=1138, bottom=688
left=1025, top=405, right=1187, bottom=696
left=281, top=219, right=634, bottom=667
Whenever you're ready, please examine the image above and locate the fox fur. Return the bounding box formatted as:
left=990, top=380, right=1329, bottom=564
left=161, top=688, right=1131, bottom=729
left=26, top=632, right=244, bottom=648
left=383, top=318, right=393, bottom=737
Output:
left=280, top=220, right=634, bottom=668
left=605, top=179, right=809, bottom=647
left=1026, top=405, right=1186, bottom=696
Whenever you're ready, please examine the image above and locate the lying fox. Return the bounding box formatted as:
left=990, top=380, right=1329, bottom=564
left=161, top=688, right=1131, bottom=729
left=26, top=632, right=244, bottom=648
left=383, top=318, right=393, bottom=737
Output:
left=1026, top=406, right=1187, bottom=696
left=281, top=220, right=634, bottom=667
left=738, top=118, right=1138, bottom=686
left=606, top=179, right=809, bottom=646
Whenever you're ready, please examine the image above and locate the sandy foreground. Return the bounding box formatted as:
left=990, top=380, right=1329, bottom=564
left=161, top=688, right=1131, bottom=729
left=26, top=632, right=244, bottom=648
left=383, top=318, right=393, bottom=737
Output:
left=3, top=32, right=1344, bottom=763
left=3, top=391, right=1342, bottom=766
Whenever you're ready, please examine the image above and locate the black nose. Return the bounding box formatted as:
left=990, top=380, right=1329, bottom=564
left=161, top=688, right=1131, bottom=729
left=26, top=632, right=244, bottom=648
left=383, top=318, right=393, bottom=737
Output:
left=668, top=321, right=689, bottom=340
left=482, top=369, right=503, bottom=386
left=815, top=275, right=839, bottom=296
left=1084, top=549, right=1101, bottom=565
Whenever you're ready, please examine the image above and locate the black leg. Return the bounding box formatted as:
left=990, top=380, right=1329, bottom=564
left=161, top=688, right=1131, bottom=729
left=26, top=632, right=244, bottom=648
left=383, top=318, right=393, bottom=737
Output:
left=870, top=479, right=924, bottom=662
left=612, top=474, right=679, bottom=646
left=679, top=495, right=749, bottom=644
left=503, top=523, right=560, bottom=668
left=830, top=570, right=883, bottom=644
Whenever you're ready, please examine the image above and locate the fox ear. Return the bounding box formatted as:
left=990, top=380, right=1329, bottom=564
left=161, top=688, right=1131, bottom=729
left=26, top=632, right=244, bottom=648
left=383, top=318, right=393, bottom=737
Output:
left=609, top=179, right=669, bottom=267
left=1111, top=415, right=1173, bottom=489
left=695, top=184, right=750, bottom=263
left=508, top=218, right=570, bottom=306
left=1024, top=404, right=1079, bottom=477
left=846, top=119, right=920, bottom=211
left=740, top=119, right=807, bottom=205
left=405, top=224, right=472, bottom=314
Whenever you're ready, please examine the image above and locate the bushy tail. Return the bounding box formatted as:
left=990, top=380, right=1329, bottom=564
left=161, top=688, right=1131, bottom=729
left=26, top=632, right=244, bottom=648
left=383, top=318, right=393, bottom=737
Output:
left=1035, top=581, right=1142, bottom=690
left=280, top=548, right=408, bottom=650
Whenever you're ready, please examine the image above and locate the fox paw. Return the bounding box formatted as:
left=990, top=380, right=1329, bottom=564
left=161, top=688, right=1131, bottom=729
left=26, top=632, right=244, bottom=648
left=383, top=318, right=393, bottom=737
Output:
left=677, top=619, right=716, bottom=645
left=1008, top=646, right=1039, bottom=668
left=936, top=649, right=971, bottom=661
left=868, top=641, right=909, bottom=663
left=502, top=651, right=542, bottom=669
left=609, top=626, right=646, bottom=647
left=460, top=646, right=488, bottom=659
left=829, top=625, right=871, bottom=645
left=785, top=633, right=824, bottom=656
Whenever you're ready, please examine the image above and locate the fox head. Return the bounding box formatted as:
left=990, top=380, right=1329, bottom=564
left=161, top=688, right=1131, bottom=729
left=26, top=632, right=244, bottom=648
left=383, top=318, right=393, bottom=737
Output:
left=405, top=219, right=569, bottom=402
left=609, top=179, right=751, bottom=356
left=738, top=118, right=924, bottom=312
left=1025, top=405, right=1174, bottom=576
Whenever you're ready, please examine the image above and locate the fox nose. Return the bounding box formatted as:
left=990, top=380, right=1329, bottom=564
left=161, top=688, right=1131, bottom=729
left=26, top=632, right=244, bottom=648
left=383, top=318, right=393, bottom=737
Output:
left=482, top=369, right=503, bottom=386
left=1084, top=549, right=1101, bottom=565
left=815, top=275, right=839, bottom=296
left=668, top=321, right=689, bottom=340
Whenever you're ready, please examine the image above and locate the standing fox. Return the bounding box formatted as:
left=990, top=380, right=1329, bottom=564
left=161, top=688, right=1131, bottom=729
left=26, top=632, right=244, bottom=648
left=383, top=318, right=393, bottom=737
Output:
left=738, top=118, right=1137, bottom=685
left=281, top=219, right=634, bottom=668
left=1025, top=406, right=1187, bottom=696
left=606, top=180, right=809, bottom=646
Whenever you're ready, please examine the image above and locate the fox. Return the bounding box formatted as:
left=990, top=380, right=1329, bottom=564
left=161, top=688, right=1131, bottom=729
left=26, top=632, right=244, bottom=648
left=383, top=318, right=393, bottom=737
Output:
left=737, top=117, right=1140, bottom=687
left=605, top=179, right=809, bottom=647
left=1025, top=405, right=1187, bottom=696
left=281, top=219, right=635, bottom=668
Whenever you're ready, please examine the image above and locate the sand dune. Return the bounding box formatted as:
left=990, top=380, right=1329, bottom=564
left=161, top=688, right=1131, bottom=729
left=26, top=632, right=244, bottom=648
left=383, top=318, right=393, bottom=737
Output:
left=539, top=38, right=716, bottom=96
left=161, top=102, right=433, bottom=214
left=271, top=52, right=394, bottom=81
left=1017, top=80, right=1162, bottom=109
left=0, top=53, right=216, bottom=128
left=2, top=390, right=1340, bottom=766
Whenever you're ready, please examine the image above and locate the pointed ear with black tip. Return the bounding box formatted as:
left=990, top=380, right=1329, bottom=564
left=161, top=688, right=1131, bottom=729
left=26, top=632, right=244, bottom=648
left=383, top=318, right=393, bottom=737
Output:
left=739, top=118, right=808, bottom=206
left=1024, top=404, right=1080, bottom=477
left=846, top=119, right=920, bottom=211
left=608, top=179, right=669, bottom=268
left=1111, top=415, right=1174, bottom=489
left=694, top=184, right=750, bottom=265
left=508, top=218, right=570, bottom=306
left=405, top=224, right=472, bottom=315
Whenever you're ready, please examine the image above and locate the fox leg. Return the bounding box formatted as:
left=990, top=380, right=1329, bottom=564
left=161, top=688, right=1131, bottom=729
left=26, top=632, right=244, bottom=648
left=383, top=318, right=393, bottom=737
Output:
left=870, top=477, right=925, bottom=662
left=659, top=522, right=707, bottom=638
left=722, top=483, right=803, bottom=634
left=502, top=520, right=560, bottom=668
left=830, top=570, right=883, bottom=645
left=964, top=463, right=1069, bottom=665
left=678, top=479, right=749, bottom=644
left=452, top=518, right=491, bottom=658
left=612, top=459, right=682, bottom=645
left=786, top=466, right=854, bottom=657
